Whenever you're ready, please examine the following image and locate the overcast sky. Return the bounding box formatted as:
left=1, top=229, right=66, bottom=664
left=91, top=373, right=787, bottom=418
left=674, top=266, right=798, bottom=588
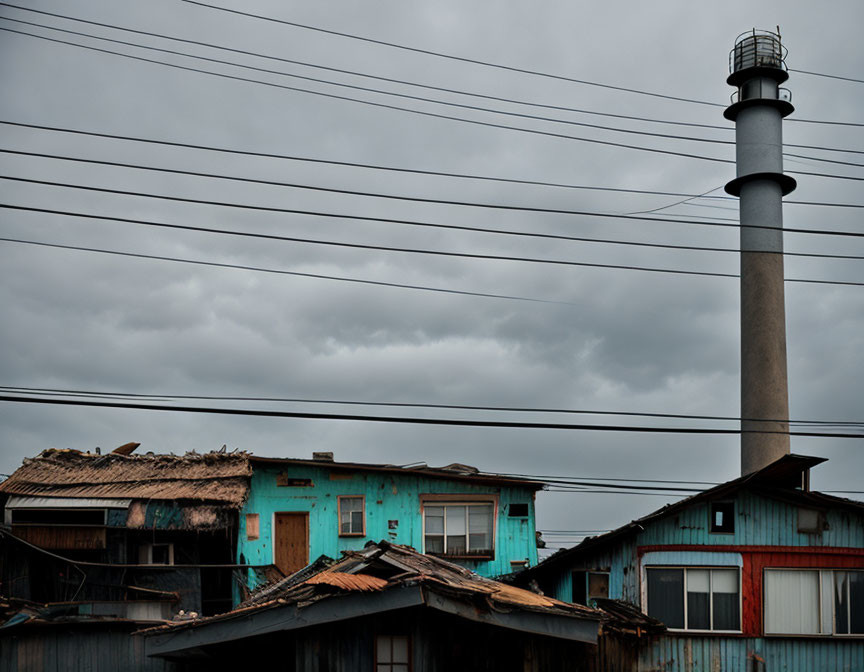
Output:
left=1, top=0, right=862, bottom=555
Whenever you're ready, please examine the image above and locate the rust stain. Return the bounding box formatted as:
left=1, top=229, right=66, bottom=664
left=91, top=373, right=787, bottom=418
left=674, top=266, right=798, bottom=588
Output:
left=304, top=572, right=387, bottom=592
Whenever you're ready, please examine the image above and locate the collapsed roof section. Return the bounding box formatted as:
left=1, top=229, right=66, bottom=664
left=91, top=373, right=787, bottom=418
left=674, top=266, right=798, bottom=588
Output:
left=143, top=540, right=603, bottom=658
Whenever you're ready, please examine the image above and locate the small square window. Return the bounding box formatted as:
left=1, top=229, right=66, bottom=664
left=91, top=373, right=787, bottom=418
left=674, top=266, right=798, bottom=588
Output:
left=246, top=513, right=260, bottom=541
left=710, top=502, right=735, bottom=534
left=797, top=508, right=824, bottom=533
left=376, top=635, right=410, bottom=672
left=508, top=503, right=529, bottom=517
left=339, top=496, right=365, bottom=536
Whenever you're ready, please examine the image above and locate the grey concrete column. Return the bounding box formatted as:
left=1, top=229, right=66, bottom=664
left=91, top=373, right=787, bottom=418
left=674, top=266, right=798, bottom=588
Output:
left=724, top=31, right=795, bottom=475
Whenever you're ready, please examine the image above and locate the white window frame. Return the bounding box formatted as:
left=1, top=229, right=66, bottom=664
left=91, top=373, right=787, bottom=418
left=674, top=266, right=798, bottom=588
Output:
left=337, top=495, right=365, bottom=537
left=763, top=568, right=864, bottom=637
left=421, top=501, right=495, bottom=558
left=645, top=566, right=742, bottom=633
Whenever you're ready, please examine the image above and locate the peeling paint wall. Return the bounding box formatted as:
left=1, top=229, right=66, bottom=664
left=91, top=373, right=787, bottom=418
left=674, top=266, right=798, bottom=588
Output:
left=237, top=463, right=538, bottom=596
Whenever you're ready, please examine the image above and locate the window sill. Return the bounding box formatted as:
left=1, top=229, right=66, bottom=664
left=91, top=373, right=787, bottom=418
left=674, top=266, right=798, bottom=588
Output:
left=427, top=553, right=494, bottom=561
left=338, top=532, right=365, bottom=538
left=665, top=630, right=744, bottom=637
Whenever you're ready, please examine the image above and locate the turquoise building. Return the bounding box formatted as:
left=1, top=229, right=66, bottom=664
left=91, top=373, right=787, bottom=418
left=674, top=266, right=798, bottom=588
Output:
left=236, top=454, right=542, bottom=599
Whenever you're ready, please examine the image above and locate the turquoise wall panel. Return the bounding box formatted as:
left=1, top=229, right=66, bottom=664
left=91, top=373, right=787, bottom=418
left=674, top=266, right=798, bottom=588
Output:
left=236, top=463, right=538, bottom=598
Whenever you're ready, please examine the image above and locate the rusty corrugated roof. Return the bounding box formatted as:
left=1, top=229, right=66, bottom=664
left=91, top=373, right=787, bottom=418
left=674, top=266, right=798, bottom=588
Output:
left=0, top=449, right=252, bottom=506
left=304, top=572, right=387, bottom=592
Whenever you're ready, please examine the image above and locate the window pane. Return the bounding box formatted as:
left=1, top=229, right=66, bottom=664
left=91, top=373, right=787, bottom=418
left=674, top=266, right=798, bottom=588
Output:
left=377, top=636, right=391, bottom=663
left=588, top=572, right=609, bottom=600
left=765, top=570, right=820, bottom=634
left=446, top=535, right=466, bottom=554
left=391, top=636, right=409, bottom=663
left=351, top=510, right=363, bottom=532
left=446, top=506, right=466, bottom=536
left=712, top=569, right=740, bottom=631
left=647, top=568, right=684, bottom=629
left=468, top=533, right=489, bottom=552
left=836, top=572, right=850, bottom=635
left=851, top=571, right=864, bottom=634
left=425, top=508, right=444, bottom=534
left=686, top=569, right=710, bottom=630
left=468, top=505, right=492, bottom=532
left=393, top=666, right=408, bottom=672
left=425, top=535, right=443, bottom=554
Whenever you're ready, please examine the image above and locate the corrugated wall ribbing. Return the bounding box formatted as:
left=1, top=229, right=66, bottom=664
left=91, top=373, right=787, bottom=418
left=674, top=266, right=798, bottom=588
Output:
left=0, top=628, right=179, bottom=672
left=638, top=491, right=864, bottom=549
left=637, top=636, right=864, bottom=672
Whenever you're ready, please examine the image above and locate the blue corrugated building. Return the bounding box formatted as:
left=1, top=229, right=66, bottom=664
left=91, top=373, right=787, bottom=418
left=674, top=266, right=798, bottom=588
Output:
left=518, top=454, right=864, bottom=671
left=238, top=453, right=542, bottom=596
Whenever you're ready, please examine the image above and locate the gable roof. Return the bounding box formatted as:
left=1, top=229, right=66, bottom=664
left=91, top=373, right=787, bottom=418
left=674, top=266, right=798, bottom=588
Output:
left=142, top=541, right=602, bottom=658
left=529, top=454, right=864, bottom=574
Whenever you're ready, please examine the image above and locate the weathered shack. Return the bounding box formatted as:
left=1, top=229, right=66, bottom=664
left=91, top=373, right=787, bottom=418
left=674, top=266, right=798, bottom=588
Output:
left=516, top=454, right=864, bottom=671
left=143, top=540, right=605, bottom=671
left=0, top=447, right=252, bottom=616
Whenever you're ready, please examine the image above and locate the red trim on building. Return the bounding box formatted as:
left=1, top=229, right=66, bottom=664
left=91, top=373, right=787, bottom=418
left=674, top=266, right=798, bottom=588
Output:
left=637, top=545, right=864, bottom=636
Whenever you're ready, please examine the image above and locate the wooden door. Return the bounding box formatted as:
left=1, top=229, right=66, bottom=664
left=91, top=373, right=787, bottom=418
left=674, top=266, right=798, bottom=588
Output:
left=274, top=512, right=309, bottom=576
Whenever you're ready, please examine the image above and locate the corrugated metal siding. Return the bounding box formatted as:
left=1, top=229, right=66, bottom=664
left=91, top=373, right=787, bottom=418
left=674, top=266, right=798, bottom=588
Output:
left=238, top=463, right=538, bottom=587
left=0, top=627, right=180, bottom=672
left=639, top=490, right=864, bottom=549
left=636, top=635, right=864, bottom=672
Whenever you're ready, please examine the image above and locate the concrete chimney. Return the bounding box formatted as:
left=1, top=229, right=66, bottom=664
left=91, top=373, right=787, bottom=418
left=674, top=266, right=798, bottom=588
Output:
left=724, top=30, right=796, bottom=475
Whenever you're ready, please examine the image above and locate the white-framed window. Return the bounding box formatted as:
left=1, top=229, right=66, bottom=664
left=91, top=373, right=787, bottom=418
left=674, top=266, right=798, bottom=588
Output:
left=375, top=635, right=410, bottom=672
left=646, top=567, right=740, bottom=631
left=423, top=502, right=493, bottom=557
left=338, top=496, right=365, bottom=536
left=764, top=568, right=864, bottom=635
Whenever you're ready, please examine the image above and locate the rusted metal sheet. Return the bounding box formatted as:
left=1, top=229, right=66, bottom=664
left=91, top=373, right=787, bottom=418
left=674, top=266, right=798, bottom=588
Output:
left=305, top=572, right=387, bottom=592
left=13, top=525, right=106, bottom=550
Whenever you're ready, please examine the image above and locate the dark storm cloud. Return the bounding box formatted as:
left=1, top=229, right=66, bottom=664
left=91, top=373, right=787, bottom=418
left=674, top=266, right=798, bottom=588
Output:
left=1, top=0, right=862, bottom=537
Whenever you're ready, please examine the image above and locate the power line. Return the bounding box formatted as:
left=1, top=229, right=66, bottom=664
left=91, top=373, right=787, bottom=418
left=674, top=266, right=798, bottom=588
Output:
left=6, top=17, right=856, bottom=171
left=0, top=203, right=743, bottom=278
left=4, top=385, right=859, bottom=427
left=4, top=120, right=862, bottom=210
left=0, top=18, right=741, bottom=151
left=789, top=68, right=864, bottom=85
left=0, top=26, right=736, bottom=166
left=179, top=0, right=724, bottom=108
left=0, top=9, right=734, bottom=132
left=2, top=394, right=864, bottom=437
left=0, top=236, right=583, bottom=306
left=7, top=202, right=864, bottom=265
left=0, top=119, right=736, bottom=198
left=178, top=1, right=864, bottom=129
left=5, top=173, right=864, bottom=243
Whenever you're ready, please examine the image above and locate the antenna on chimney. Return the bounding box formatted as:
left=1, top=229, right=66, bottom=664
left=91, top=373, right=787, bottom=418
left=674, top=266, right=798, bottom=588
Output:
left=724, top=30, right=795, bottom=475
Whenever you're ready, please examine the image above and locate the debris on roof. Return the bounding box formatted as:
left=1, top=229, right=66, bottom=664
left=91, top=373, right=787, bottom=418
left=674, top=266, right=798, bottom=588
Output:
left=143, top=540, right=601, bottom=638
left=0, top=449, right=252, bottom=506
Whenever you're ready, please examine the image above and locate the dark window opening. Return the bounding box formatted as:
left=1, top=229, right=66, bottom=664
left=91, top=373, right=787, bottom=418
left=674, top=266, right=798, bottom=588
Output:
left=508, top=503, right=529, bottom=517
left=710, top=502, right=735, bottom=534
left=11, top=508, right=106, bottom=525
left=571, top=570, right=609, bottom=606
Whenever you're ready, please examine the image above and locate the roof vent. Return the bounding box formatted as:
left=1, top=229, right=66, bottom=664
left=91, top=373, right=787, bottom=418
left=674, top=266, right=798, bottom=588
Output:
left=312, top=451, right=334, bottom=462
